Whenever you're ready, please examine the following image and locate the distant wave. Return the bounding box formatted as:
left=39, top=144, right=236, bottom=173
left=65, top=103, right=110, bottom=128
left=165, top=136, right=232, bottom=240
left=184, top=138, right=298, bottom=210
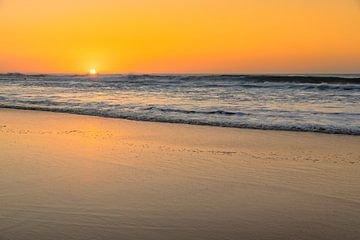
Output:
left=243, top=75, right=360, bottom=84
left=120, top=74, right=360, bottom=84
left=0, top=73, right=49, bottom=78
left=0, top=73, right=85, bottom=78
left=1, top=73, right=359, bottom=83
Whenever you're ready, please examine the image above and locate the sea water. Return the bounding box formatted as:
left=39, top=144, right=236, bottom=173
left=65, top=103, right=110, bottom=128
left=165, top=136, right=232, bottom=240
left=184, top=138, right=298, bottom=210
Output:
left=0, top=73, right=359, bottom=135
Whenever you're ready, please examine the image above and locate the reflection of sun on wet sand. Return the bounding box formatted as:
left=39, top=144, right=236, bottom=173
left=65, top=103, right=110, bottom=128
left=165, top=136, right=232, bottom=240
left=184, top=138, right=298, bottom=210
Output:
left=0, top=108, right=360, bottom=240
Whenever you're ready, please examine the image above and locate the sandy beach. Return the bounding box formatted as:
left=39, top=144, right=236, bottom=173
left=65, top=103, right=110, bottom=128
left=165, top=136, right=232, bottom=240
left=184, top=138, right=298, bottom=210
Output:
left=0, top=108, right=359, bottom=240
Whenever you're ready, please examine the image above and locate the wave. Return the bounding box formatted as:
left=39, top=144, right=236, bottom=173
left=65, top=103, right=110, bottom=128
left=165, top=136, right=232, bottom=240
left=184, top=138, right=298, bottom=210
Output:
left=1, top=73, right=359, bottom=84
left=243, top=75, right=360, bottom=84
left=116, top=74, right=360, bottom=84
left=143, top=107, right=248, bottom=116
left=0, top=104, right=358, bottom=135
left=124, top=74, right=360, bottom=83
left=0, top=73, right=49, bottom=78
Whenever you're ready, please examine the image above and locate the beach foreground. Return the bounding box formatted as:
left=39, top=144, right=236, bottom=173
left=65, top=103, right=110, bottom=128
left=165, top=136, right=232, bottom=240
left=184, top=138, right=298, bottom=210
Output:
left=0, top=108, right=359, bottom=240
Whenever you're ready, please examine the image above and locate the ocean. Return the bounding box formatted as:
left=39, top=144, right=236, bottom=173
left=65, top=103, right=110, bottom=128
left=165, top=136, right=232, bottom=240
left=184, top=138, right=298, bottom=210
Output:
left=0, top=73, right=359, bottom=135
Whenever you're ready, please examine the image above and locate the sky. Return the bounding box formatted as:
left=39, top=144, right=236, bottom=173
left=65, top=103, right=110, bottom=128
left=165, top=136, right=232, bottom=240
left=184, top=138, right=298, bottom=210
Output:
left=0, top=0, right=359, bottom=74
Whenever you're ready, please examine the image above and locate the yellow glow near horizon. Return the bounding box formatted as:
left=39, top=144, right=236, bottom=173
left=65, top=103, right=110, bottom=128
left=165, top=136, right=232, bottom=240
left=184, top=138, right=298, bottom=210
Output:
left=89, top=69, right=97, bottom=75
left=0, top=0, right=359, bottom=74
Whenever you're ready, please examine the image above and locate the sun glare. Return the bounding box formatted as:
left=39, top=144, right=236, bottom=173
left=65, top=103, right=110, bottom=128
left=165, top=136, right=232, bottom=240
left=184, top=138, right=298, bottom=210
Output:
left=89, top=69, right=97, bottom=75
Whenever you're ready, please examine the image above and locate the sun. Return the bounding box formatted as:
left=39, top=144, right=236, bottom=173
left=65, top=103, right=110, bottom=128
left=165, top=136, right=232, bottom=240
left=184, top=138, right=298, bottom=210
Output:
left=89, top=69, right=97, bottom=75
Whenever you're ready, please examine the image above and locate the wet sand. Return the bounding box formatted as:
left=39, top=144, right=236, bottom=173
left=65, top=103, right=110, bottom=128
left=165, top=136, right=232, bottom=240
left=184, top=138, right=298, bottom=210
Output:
left=0, top=108, right=359, bottom=240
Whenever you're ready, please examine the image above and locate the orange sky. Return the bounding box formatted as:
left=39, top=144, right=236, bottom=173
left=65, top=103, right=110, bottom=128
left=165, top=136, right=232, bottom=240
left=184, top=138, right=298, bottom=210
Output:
left=0, top=0, right=360, bottom=74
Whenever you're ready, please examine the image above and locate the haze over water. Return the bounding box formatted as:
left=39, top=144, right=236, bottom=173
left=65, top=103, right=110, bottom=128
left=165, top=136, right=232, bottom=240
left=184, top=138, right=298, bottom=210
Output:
left=0, top=74, right=359, bottom=135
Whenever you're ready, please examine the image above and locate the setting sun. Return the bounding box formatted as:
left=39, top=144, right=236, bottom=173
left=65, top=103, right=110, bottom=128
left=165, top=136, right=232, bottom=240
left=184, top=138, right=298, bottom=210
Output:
left=89, top=69, right=97, bottom=75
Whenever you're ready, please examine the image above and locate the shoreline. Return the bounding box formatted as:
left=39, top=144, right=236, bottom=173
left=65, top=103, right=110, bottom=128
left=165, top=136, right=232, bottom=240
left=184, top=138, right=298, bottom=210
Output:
left=0, top=106, right=358, bottom=136
left=1, top=108, right=359, bottom=240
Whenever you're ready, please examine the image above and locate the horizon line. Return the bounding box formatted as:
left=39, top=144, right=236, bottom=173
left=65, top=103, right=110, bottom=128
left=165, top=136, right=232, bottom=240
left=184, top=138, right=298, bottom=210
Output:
left=1, top=71, right=360, bottom=76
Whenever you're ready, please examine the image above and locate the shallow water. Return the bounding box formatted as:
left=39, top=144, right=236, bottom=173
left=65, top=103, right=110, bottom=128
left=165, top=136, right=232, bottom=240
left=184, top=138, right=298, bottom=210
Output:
left=0, top=73, right=359, bottom=134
